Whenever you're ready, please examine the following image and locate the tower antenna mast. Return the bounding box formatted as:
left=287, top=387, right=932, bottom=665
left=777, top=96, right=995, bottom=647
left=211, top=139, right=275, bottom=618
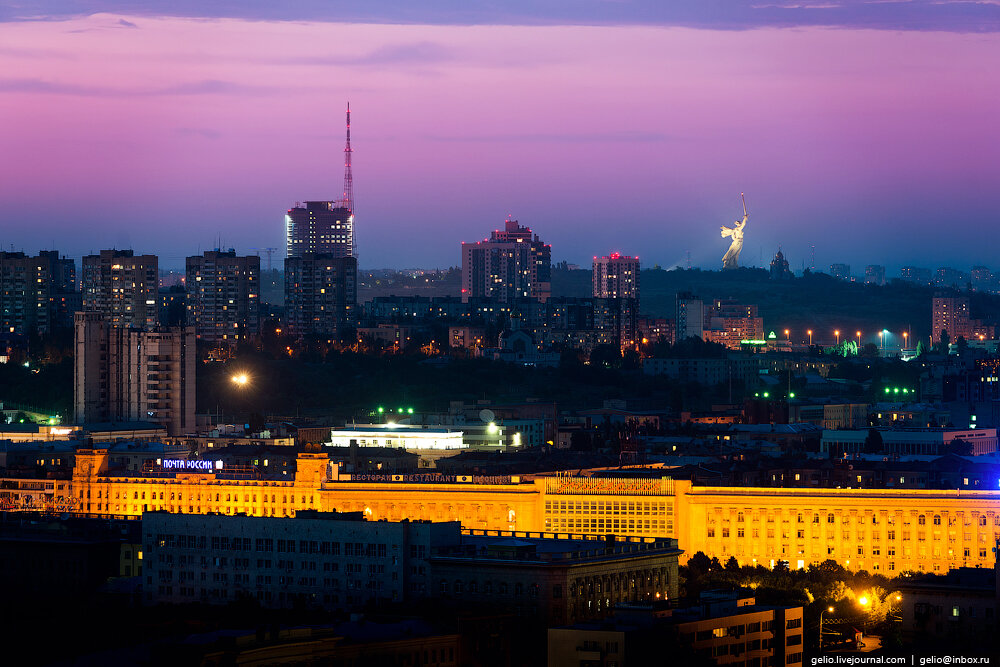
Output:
left=342, top=102, right=354, bottom=214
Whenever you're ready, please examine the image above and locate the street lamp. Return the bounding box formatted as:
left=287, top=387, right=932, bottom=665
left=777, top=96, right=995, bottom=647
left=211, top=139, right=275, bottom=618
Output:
left=856, top=331, right=862, bottom=347
left=820, top=605, right=835, bottom=651
left=903, top=332, right=909, bottom=349
left=834, top=330, right=840, bottom=345
left=807, top=329, right=813, bottom=346
left=784, top=329, right=790, bottom=340
left=878, top=331, right=884, bottom=350
left=232, top=373, right=249, bottom=387
left=857, top=594, right=871, bottom=634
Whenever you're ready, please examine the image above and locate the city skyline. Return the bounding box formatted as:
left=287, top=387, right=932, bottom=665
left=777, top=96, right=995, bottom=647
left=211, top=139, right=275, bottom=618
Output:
left=2, top=5, right=998, bottom=270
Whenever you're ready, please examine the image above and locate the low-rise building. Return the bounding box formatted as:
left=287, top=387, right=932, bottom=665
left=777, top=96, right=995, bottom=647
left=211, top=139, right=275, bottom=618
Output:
left=433, top=531, right=680, bottom=626
left=142, top=511, right=680, bottom=626
left=897, top=559, right=1000, bottom=648
left=821, top=428, right=998, bottom=456
left=643, top=357, right=758, bottom=386
left=548, top=591, right=803, bottom=667
left=143, top=510, right=455, bottom=609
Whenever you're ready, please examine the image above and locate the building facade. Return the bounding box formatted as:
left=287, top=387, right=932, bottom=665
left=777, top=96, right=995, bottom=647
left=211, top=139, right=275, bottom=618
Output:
left=185, top=250, right=260, bottom=349
left=675, top=292, right=704, bottom=342
left=142, top=509, right=679, bottom=626
left=0, top=250, right=77, bottom=336
left=284, top=254, right=357, bottom=338
left=285, top=201, right=354, bottom=259
left=74, top=313, right=196, bottom=436
left=864, top=265, right=886, bottom=286
left=143, top=510, right=454, bottom=609
left=82, top=249, right=158, bottom=330
left=56, top=451, right=1000, bottom=576
left=932, top=295, right=989, bottom=342
left=592, top=253, right=639, bottom=301
left=702, top=299, right=764, bottom=350
left=461, top=219, right=551, bottom=304
left=821, top=428, right=998, bottom=456
left=829, top=264, right=851, bottom=281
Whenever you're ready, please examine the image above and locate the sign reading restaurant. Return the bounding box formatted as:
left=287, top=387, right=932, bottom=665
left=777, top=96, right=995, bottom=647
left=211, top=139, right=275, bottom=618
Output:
left=350, top=473, right=514, bottom=485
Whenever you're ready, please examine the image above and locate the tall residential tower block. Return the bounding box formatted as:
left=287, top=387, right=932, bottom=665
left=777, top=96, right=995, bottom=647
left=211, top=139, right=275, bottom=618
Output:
left=461, top=219, right=551, bottom=304
left=185, top=250, right=260, bottom=349
left=81, top=249, right=158, bottom=330
left=0, top=250, right=78, bottom=335
left=284, top=254, right=357, bottom=338
left=74, top=313, right=196, bottom=436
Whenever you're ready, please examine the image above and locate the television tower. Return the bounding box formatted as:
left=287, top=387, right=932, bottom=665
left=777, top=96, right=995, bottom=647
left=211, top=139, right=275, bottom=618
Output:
left=342, top=102, right=354, bottom=214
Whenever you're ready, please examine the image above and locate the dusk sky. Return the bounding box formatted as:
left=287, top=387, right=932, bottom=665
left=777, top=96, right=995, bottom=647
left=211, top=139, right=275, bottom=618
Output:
left=1, top=1, right=999, bottom=271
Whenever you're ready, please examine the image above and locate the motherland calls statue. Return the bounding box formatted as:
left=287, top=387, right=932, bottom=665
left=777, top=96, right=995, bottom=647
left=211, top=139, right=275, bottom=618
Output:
left=720, top=193, right=749, bottom=269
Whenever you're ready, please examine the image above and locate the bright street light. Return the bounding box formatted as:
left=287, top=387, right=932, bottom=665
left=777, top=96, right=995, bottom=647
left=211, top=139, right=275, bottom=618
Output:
left=231, top=373, right=249, bottom=387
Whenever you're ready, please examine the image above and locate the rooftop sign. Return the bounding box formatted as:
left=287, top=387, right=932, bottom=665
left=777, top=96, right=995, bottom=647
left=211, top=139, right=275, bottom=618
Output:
left=161, top=459, right=220, bottom=472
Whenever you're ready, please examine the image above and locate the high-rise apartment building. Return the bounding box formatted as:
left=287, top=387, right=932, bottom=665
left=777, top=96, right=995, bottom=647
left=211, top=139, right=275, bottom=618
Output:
left=74, top=312, right=196, bottom=435
left=829, top=263, right=851, bottom=281
left=864, top=264, right=886, bottom=286
left=592, top=253, right=639, bottom=301
left=592, top=254, right=639, bottom=349
left=971, top=266, right=995, bottom=293
left=81, top=249, right=158, bottom=329
left=185, top=250, right=260, bottom=348
left=461, top=219, right=551, bottom=304
left=285, top=202, right=354, bottom=259
left=284, top=254, right=357, bottom=337
left=0, top=250, right=77, bottom=335
left=935, top=267, right=967, bottom=289
left=703, top=298, right=764, bottom=350
left=900, top=266, right=933, bottom=285
left=675, top=292, right=704, bottom=342
left=932, top=295, right=990, bottom=343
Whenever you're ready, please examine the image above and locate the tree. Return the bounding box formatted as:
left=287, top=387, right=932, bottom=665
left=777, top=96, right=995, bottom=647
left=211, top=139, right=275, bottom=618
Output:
left=589, top=344, right=621, bottom=368
left=956, top=335, right=968, bottom=356
left=725, top=556, right=740, bottom=571
left=949, top=438, right=973, bottom=456
left=863, top=428, right=884, bottom=454
left=938, top=329, right=951, bottom=354
left=687, top=552, right=712, bottom=576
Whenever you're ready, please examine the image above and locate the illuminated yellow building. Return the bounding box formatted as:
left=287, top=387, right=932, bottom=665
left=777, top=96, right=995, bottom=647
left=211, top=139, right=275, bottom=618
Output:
left=61, top=449, right=1000, bottom=574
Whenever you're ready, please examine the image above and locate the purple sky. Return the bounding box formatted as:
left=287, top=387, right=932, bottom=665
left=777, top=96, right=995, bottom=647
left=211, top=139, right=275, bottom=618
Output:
left=1, top=3, right=999, bottom=272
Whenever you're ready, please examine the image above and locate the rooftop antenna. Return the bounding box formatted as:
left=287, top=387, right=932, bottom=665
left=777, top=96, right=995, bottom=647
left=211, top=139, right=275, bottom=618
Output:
left=342, top=102, right=353, bottom=214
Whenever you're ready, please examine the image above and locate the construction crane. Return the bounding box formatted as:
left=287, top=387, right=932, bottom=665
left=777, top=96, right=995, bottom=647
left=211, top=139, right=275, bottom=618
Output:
left=250, top=247, right=278, bottom=272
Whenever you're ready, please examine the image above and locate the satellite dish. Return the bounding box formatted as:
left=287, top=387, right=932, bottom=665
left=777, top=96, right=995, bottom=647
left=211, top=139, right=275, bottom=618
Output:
left=479, top=409, right=495, bottom=424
